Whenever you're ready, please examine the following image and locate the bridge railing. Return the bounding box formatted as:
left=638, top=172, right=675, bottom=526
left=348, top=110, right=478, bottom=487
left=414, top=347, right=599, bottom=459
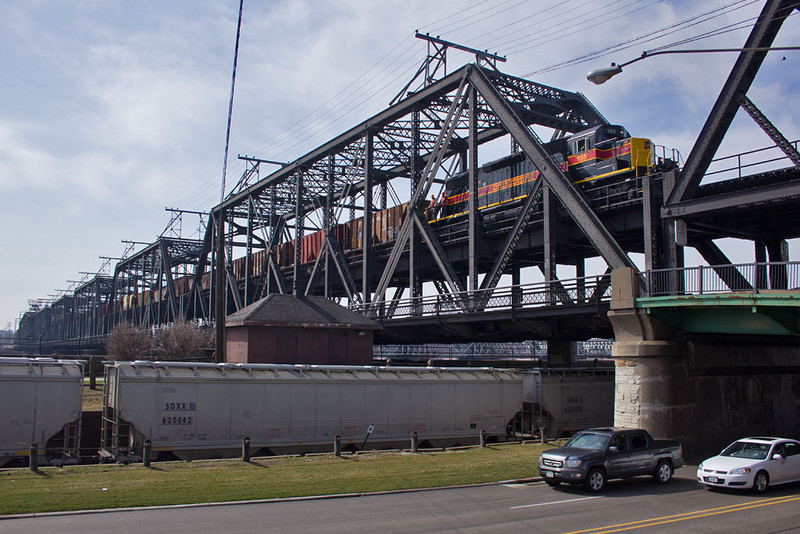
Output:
left=643, top=261, right=800, bottom=297
left=352, top=274, right=612, bottom=320
left=706, top=139, right=799, bottom=180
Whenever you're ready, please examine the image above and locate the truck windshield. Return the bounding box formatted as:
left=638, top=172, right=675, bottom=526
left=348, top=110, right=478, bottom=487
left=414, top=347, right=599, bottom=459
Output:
left=565, top=433, right=609, bottom=451
left=721, top=441, right=771, bottom=460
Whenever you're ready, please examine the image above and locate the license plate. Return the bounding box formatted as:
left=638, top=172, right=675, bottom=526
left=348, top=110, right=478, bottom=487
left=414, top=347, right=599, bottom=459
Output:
left=542, top=470, right=553, bottom=478
left=707, top=476, right=718, bottom=483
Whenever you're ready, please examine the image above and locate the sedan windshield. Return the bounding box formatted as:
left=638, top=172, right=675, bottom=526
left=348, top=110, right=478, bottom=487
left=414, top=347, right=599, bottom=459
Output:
left=721, top=441, right=771, bottom=460
left=565, top=433, right=609, bottom=451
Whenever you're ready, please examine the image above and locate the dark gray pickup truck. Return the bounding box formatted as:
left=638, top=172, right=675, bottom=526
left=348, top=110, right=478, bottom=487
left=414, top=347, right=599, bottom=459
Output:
left=538, top=427, right=684, bottom=492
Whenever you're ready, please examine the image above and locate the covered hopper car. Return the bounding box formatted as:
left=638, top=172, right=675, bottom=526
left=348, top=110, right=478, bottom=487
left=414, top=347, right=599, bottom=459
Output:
left=0, top=357, right=83, bottom=467
left=101, top=361, right=524, bottom=461
left=520, top=369, right=614, bottom=439
left=100, top=361, right=614, bottom=462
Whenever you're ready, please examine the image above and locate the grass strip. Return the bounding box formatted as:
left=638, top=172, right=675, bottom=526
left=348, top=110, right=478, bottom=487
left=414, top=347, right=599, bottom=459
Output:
left=0, top=442, right=550, bottom=516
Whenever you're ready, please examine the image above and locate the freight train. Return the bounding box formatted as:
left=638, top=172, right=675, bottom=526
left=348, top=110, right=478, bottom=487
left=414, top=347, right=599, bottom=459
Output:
left=213, top=124, right=665, bottom=280
left=19, top=123, right=670, bottom=326
left=1, top=358, right=612, bottom=465
left=99, top=361, right=612, bottom=462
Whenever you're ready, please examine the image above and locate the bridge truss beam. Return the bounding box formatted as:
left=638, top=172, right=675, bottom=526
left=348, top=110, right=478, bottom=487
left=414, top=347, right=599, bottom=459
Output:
left=201, top=63, right=611, bottom=326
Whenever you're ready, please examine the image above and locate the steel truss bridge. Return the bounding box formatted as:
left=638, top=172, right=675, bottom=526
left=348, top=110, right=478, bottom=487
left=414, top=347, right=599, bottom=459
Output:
left=14, top=0, right=800, bottom=357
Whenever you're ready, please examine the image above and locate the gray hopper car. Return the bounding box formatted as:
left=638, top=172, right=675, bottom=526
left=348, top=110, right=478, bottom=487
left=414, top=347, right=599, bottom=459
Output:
left=0, top=357, right=83, bottom=467
left=101, top=362, right=524, bottom=461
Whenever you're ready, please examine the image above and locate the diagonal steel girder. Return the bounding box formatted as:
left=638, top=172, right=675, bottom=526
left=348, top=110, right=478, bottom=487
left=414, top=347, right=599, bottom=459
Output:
left=738, top=95, right=800, bottom=166
left=469, top=65, right=636, bottom=281
left=304, top=233, right=362, bottom=304
left=667, top=0, right=798, bottom=205
left=693, top=239, right=753, bottom=291
left=374, top=72, right=471, bottom=303
left=411, top=209, right=467, bottom=301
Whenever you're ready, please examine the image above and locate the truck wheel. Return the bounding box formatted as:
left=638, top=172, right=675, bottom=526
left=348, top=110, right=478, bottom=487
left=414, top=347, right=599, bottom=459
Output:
left=545, top=479, right=561, bottom=487
left=752, top=471, right=769, bottom=494
left=653, top=460, right=673, bottom=484
left=585, top=468, right=606, bottom=493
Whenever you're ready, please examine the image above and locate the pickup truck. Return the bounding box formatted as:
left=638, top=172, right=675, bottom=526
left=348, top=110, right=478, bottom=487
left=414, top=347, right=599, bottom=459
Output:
left=538, top=427, right=684, bottom=492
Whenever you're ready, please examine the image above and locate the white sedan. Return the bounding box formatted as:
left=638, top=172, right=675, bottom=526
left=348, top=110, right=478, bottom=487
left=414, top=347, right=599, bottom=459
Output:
left=697, top=437, right=800, bottom=494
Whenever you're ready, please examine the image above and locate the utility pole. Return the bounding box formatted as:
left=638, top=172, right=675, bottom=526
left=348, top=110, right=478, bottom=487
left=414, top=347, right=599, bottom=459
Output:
left=215, top=0, right=244, bottom=364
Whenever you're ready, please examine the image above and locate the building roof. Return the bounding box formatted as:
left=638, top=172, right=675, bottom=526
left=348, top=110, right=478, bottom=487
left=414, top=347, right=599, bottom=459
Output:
left=225, top=294, right=381, bottom=330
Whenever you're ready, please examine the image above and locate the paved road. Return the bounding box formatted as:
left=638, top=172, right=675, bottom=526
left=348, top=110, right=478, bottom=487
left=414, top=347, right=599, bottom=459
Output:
left=3, top=466, right=799, bottom=533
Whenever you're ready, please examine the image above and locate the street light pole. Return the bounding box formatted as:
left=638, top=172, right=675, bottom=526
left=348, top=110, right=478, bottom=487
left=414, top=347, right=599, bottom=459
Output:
left=587, top=46, right=800, bottom=84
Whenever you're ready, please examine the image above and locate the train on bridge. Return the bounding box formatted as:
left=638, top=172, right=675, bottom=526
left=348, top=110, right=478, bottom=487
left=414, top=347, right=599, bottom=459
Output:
left=16, top=122, right=674, bottom=345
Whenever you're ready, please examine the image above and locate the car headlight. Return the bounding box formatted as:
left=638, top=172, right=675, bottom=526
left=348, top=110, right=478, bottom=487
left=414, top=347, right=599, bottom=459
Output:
left=730, top=467, right=751, bottom=475
left=565, top=459, right=582, bottom=468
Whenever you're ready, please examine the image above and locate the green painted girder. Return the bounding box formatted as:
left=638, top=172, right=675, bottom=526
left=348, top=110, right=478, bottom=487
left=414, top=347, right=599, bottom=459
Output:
left=635, top=292, right=800, bottom=336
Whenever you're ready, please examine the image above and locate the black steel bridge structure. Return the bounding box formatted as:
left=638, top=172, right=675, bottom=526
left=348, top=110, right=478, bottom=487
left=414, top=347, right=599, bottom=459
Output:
left=13, top=0, right=800, bottom=358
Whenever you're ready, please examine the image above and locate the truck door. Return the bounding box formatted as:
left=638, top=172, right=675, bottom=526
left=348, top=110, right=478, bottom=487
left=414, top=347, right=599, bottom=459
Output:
left=606, top=433, right=633, bottom=476
left=628, top=431, right=653, bottom=474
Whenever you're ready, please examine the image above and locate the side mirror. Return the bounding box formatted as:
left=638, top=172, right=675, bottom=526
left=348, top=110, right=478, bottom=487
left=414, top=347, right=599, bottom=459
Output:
left=609, top=446, right=619, bottom=454
left=772, top=453, right=785, bottom=461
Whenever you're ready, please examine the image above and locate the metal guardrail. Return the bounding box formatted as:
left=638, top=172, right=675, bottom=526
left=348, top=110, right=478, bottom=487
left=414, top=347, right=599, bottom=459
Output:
left=353, top=261, right=800, bottom=321
left=351, top=274, right=611, bottom=320
left=705, top=139, right=799, bottom=180
left=643, top=261, right=800, bottom=297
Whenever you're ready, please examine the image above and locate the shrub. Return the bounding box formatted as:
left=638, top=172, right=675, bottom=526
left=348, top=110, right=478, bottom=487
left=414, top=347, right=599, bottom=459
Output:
left=153, top=320, right=214, bottom=361
left=106, top=322, right=152, bottom=360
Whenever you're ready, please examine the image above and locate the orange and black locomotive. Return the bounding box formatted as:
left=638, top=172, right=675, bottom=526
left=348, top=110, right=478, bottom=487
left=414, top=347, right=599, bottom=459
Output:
left=436, top=124, right=663, bottom=220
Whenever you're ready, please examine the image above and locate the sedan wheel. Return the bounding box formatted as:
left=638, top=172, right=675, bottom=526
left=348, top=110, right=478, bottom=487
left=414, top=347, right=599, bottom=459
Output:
left=654, top=460, right=673, bottom=484
left=753, top=471, right=769, bottom=494
left=585, top=468, right=606, bottom=493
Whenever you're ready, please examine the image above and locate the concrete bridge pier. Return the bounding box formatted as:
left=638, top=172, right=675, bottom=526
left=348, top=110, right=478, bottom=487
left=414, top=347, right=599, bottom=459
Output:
left=608, top=268, right=800, bottom=459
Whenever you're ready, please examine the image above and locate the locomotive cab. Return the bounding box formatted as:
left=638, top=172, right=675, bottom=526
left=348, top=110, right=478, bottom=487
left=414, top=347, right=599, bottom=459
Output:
left=568, top=124, right=645, bottom=181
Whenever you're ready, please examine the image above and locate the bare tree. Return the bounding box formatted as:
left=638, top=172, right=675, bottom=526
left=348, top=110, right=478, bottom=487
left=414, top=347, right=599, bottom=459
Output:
left=153, top=320, right=214, bottom=361
left=106, top=322, right=152, bottom=360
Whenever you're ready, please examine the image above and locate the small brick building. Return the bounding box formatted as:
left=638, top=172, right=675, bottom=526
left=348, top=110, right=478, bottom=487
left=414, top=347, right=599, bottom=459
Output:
left=224, top=294, right=380, bottom=365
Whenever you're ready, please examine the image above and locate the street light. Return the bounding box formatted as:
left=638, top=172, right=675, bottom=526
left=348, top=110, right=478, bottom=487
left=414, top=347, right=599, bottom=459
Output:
left=587, top=47, right=800, bottom=84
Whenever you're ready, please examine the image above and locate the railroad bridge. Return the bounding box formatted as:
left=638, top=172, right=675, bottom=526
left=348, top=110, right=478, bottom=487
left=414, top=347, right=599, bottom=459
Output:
left=13, top=0, right=800, bottom=456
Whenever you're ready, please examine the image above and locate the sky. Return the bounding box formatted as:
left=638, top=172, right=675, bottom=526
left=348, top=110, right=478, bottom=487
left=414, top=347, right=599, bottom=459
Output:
left=1, top=0, right=798, bottom=330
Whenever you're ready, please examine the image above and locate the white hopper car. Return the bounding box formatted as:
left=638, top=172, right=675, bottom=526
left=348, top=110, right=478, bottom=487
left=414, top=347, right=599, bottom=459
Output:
left=0, top=357, right=83, bottom=467
left=101, top=362, right=524, bottom=461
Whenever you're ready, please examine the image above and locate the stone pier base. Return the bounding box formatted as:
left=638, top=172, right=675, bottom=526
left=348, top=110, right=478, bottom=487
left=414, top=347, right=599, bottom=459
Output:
left=608, top=268, right=800, bottom=459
